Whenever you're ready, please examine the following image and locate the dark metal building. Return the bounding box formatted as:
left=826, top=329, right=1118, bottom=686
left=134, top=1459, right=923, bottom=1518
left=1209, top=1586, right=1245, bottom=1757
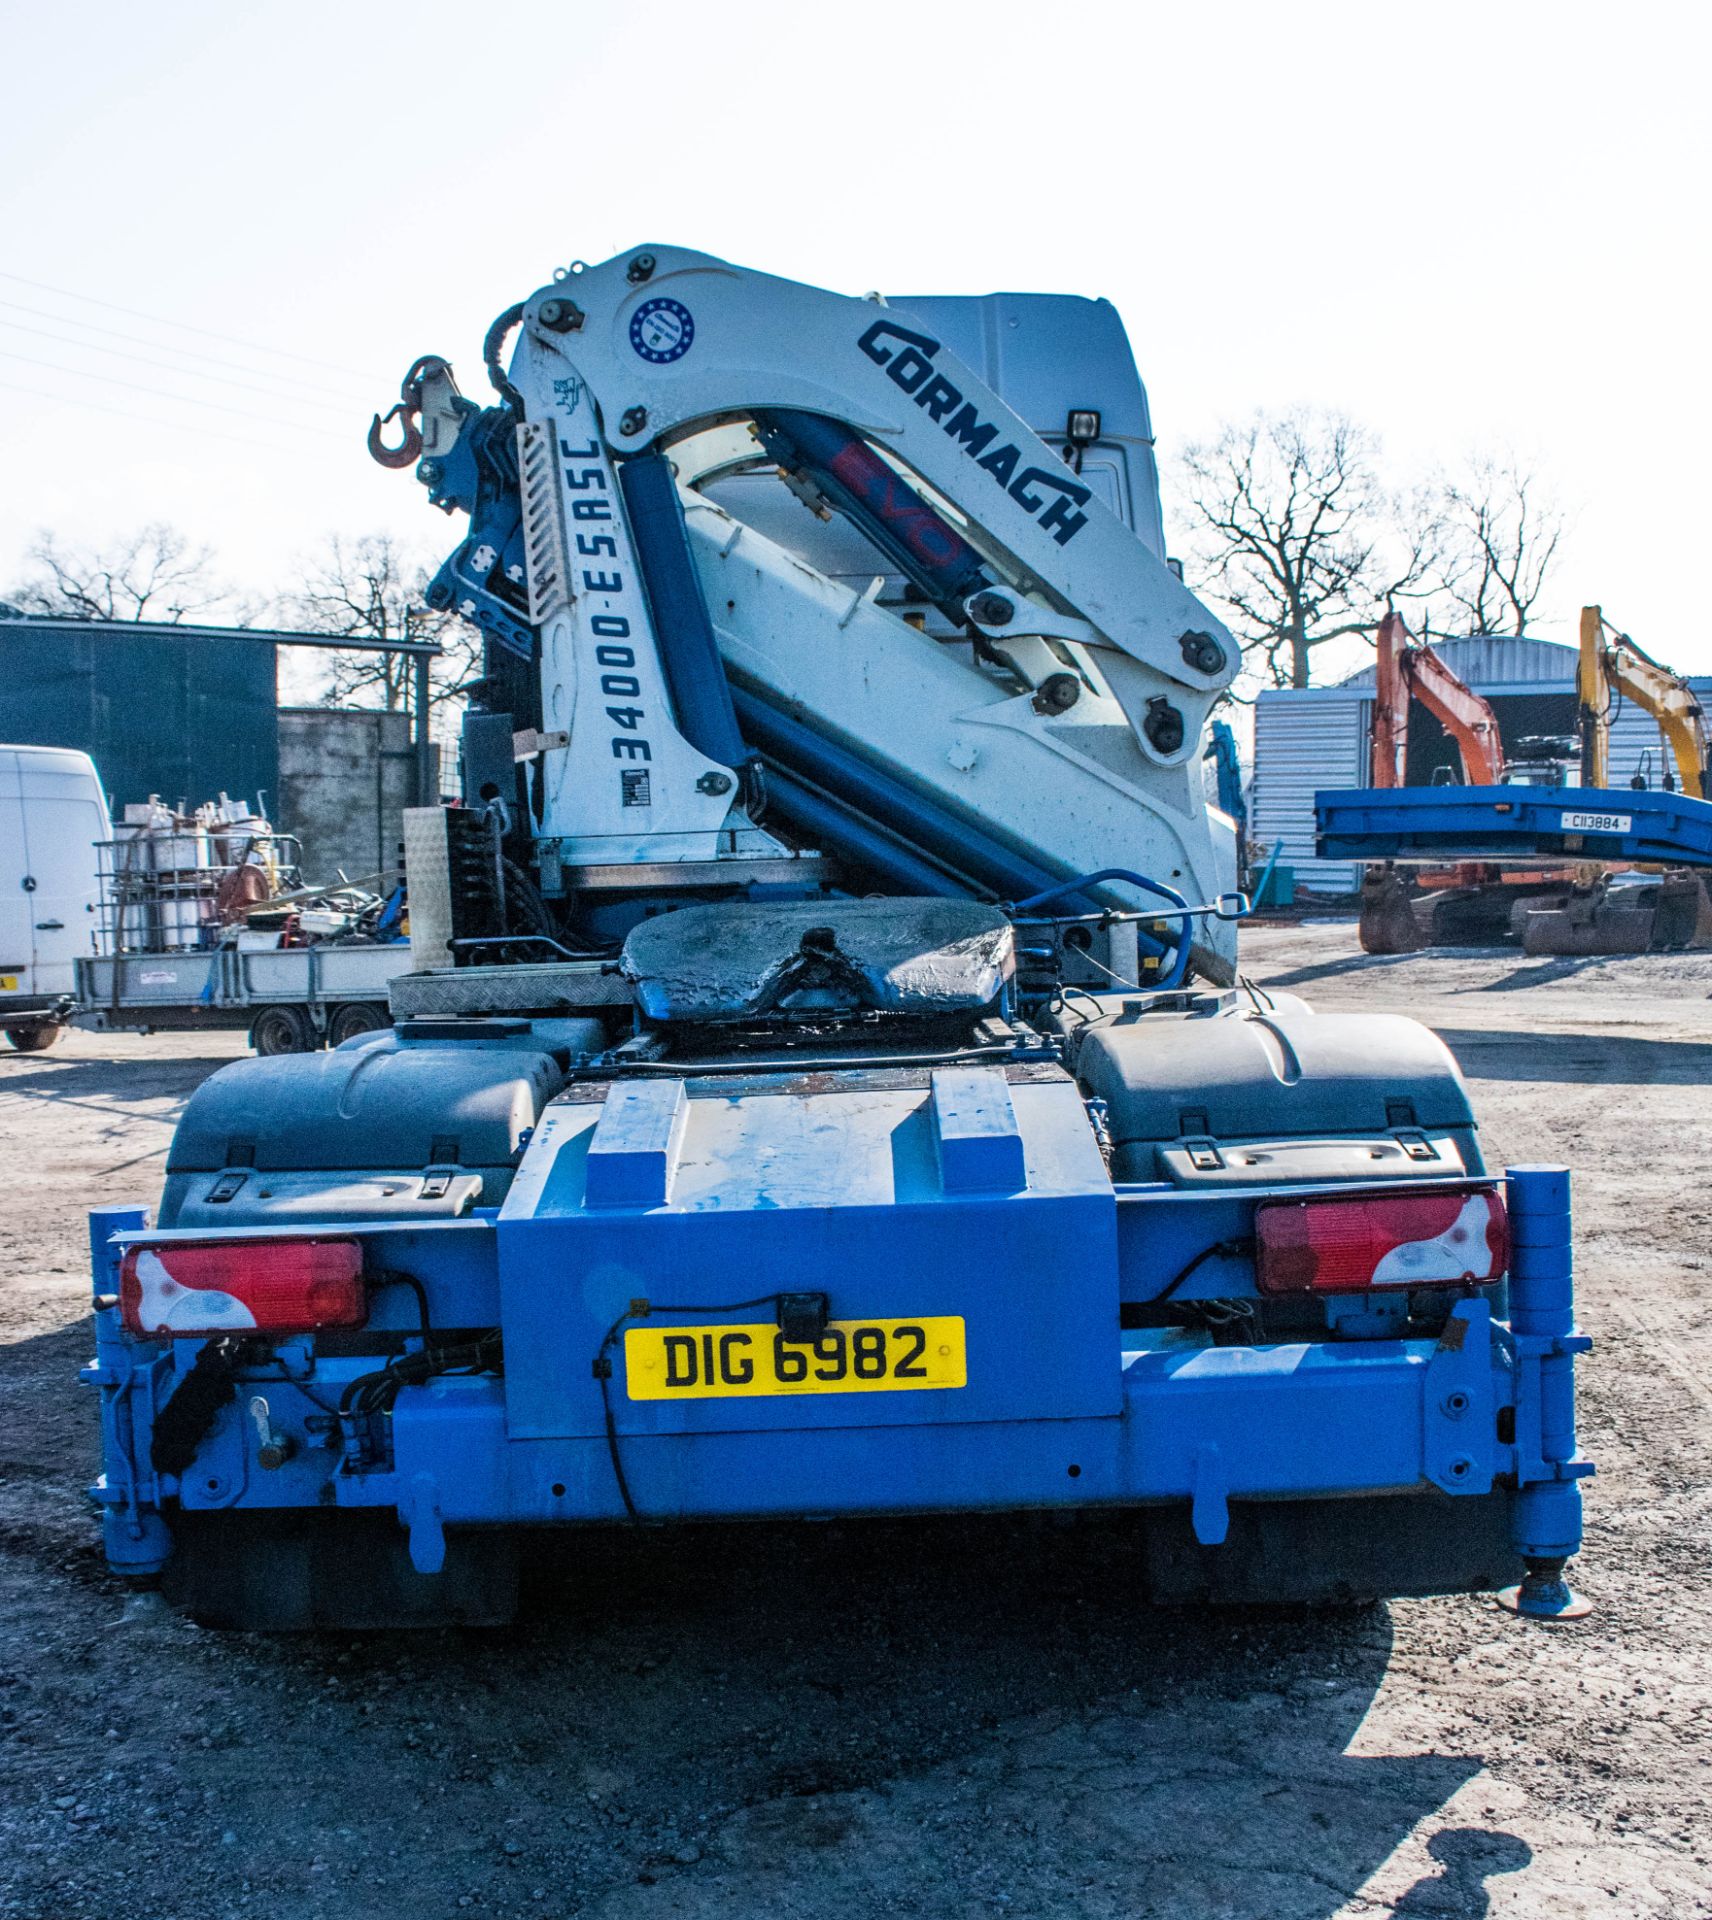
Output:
left=0, top=615, right=279, bottom=816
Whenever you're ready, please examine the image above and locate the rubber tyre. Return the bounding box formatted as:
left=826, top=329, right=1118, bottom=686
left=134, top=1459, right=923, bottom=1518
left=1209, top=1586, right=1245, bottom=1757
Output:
left=2, top=1024, right=59, bottom=1052
left=249, top=1004, right=316, bottom=1055
left=327, top=1001, right=388, bottom=1046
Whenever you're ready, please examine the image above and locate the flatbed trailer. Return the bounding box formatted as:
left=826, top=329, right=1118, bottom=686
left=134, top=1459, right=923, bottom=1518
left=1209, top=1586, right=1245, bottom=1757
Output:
left=75, top=941, right=413, bottom=1050
left=1316, top=782, right=1712, bottom=869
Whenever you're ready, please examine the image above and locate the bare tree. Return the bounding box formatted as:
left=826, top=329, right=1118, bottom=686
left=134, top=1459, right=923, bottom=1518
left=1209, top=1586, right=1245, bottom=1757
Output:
left=7, top=523, right=229, bottom=623
left=1175, top=412, right=1439, bottom=690
left=279, top=533, right=480, bottom=712
left=1432, top=457, right=1563, bottom=637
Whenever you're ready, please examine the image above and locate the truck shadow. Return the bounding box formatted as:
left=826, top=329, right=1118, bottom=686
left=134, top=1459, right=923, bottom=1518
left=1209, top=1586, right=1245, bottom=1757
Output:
left=1437, top=1026, right=1712, bottom=1085
left=456, top=1516, right=1499, bottom=1916
left=2, top=1333, right=1528, bottom=1920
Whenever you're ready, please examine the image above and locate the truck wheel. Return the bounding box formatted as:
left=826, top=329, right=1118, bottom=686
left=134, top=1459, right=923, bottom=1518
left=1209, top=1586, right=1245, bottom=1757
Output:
left=249, top=1005, right=316, bottom=1056
left=328, top=1002, right=389, bottom=1046
left=2, top=1024, right=59, bottom=1052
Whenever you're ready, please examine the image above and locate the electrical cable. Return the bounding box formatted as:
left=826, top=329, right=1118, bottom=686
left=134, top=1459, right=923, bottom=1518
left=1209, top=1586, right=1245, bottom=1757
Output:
left=0, top=375, right=302, bottom=453
left=482, top=302, right=526, bottom=411
left=0, top=294, right=370, bottom=397
left=1051, top=985, right=1105, bottom=1026
left=372, top=1271, right=431, bottom=1335
left=0, top=268, right=372, bottom=379
left=1238, top=973, right=1276, bottom=1013
left=1141, top=1237, right=1255, bottom=1306
left=245, top=1356, right=345, bottom=1423
left=0, top=313, right=359, bottom=414
left=593, top=1292, right=818, bottom=1521
left=339, top=1329, right=502, bottom=1421
left=0, top=347, right=343, bottom=437
left=1072, top=947, right=1143, bottom=992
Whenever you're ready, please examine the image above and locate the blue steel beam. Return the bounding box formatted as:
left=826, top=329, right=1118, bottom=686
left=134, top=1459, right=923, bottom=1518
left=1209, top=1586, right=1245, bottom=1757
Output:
left=1316, top=783, right=1712, bottom=869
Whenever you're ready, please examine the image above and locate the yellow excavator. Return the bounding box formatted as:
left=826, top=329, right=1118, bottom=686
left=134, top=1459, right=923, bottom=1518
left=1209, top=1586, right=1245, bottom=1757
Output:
left=1577, top=605, right=1707, bottom=798
left=1520, top=608, right=1712, bottom=954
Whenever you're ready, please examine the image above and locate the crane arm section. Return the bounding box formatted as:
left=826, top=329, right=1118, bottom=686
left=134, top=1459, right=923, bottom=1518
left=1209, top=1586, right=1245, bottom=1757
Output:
left=511, top=248, right=1232, bottom=745
left=379, top=246, right=1243, bottom=956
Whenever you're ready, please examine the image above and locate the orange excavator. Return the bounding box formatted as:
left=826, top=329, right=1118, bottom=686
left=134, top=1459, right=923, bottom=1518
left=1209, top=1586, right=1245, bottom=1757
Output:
left=1359, top=615, right=1499, bottom=951
left=1357, top=615, right=1573, bottom=952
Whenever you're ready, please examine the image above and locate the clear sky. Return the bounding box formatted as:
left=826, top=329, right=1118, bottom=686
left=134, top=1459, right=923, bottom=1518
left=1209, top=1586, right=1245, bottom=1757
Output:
left=2, top=1, right=1706, bottom=673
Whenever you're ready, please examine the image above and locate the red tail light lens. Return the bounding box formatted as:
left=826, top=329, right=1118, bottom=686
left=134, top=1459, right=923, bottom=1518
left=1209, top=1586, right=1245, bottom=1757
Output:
left=1255, top=1187, right=1507, bottom=1296
left=119, top=1239, right=365, bottom=1336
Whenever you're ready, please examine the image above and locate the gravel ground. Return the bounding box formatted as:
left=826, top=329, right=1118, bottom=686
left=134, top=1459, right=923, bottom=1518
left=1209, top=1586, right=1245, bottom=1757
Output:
left=2, top=925, right=1709, bottom=1919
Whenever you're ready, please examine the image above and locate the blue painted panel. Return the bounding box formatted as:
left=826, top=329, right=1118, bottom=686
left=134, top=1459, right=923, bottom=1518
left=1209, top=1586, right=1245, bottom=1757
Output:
left=367, top=1326, right=1477, bottom=1526
left=930, top=1067, right=1027, bottom=1193
left=496, top=1077, right=1119, bottom=1439
left=1316, top=783, right=1712, bottom=869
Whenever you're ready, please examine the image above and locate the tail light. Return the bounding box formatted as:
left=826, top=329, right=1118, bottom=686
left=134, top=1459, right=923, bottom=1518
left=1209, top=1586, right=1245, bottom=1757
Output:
left=1256, top=1186, right=1507, bottom=1296
left=119, top=1239, right=365, bottom=1336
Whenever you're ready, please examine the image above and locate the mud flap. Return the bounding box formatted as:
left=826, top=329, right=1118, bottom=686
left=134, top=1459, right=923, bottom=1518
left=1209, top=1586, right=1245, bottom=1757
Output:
left=1143, top=1490, right=1522, bottom=1606
left=1358, top=868, right=1423, bottom=955
left=161, top=1511, right=520, bottom=1630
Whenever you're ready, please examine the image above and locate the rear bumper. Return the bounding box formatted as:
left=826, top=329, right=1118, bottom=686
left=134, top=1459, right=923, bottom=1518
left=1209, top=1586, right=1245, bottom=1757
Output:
left=331, top=1306, right=1495, bottom=1532
left=85, top=1170, right=1593, bottom=1596
left=1, top=994, right=69, bottom=1025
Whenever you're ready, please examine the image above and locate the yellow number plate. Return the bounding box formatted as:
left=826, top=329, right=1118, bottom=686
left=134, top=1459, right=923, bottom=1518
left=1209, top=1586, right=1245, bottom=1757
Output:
left=625, top=1316, right=966, bottom=1401
left=0, top=976, right=17, bottom=992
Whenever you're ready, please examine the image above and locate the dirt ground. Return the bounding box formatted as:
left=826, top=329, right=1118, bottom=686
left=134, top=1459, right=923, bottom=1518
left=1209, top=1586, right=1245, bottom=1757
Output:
left=2, top=924, right=1709, bottom=1920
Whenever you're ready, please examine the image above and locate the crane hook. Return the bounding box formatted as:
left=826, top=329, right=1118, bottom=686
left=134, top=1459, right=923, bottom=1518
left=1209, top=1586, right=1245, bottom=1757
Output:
left=367, top=399, right=423, bottom=469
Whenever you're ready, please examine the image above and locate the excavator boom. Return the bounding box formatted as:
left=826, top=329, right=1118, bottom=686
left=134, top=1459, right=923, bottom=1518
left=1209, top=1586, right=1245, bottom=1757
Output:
left=1371, top=612, right=1504, bottom=788
left=1579, top=605, right=1707, bottom=799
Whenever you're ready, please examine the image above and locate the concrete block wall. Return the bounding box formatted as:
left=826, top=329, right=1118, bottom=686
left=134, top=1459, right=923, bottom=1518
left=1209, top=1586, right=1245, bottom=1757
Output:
left=276, top=708, right=434, bottom=890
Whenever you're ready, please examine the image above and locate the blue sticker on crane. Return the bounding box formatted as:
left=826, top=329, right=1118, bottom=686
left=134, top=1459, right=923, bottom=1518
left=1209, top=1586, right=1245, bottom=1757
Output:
left=629, top=297, right=695, bottom=363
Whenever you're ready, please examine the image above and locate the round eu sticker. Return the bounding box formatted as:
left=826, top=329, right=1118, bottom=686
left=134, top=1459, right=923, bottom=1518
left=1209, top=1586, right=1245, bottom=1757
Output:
left=629, top=297, right=695, bottom=363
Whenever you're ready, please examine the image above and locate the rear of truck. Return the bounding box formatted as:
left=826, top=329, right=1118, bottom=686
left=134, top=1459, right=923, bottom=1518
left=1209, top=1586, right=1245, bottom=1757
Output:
left=81, top=248, right=1591, bottom=1627
left=84, top=905, right=1592, bottom=1630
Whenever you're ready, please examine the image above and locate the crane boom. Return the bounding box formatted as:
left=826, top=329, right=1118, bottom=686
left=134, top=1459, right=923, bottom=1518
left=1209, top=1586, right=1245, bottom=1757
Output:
left=378, top=246, right=1243, bottom=974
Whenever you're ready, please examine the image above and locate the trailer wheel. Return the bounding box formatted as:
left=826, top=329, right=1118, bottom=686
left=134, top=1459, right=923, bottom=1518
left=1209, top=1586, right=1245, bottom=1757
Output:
left=250, top=1004, right=316, bottom=1055
left=328, top=1001, right=389, bottom=1046
left=2, top=1024, right=59, bottom=1052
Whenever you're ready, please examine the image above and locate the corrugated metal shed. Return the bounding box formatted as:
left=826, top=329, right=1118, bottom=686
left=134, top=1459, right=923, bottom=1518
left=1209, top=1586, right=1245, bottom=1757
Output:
left=1337, top=634, right=1579, bottom=690
left=1251, top=689, right=1369, bottom=893
left=0, top=616, right=278, bottom=818
left=1252, top=633, right=1712, bottom=894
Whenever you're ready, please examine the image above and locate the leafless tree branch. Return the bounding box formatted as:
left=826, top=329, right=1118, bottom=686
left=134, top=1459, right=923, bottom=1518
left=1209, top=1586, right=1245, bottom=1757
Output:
left=277, top=533, right=481, bottom=714
left=6, top=524, right=231, bottom=623
left=1173, top=411, right=1443, bottom=688
left=1432, top=457, right=1563, bottom=636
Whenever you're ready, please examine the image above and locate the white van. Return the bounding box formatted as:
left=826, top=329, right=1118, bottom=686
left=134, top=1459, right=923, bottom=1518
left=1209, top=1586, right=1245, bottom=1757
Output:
left=0, top=745, right=111, bottom=1051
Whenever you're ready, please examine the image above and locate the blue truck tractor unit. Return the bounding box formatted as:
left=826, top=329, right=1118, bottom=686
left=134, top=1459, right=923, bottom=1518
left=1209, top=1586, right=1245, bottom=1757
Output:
left=83, top=247, right=1591, bottom=1628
